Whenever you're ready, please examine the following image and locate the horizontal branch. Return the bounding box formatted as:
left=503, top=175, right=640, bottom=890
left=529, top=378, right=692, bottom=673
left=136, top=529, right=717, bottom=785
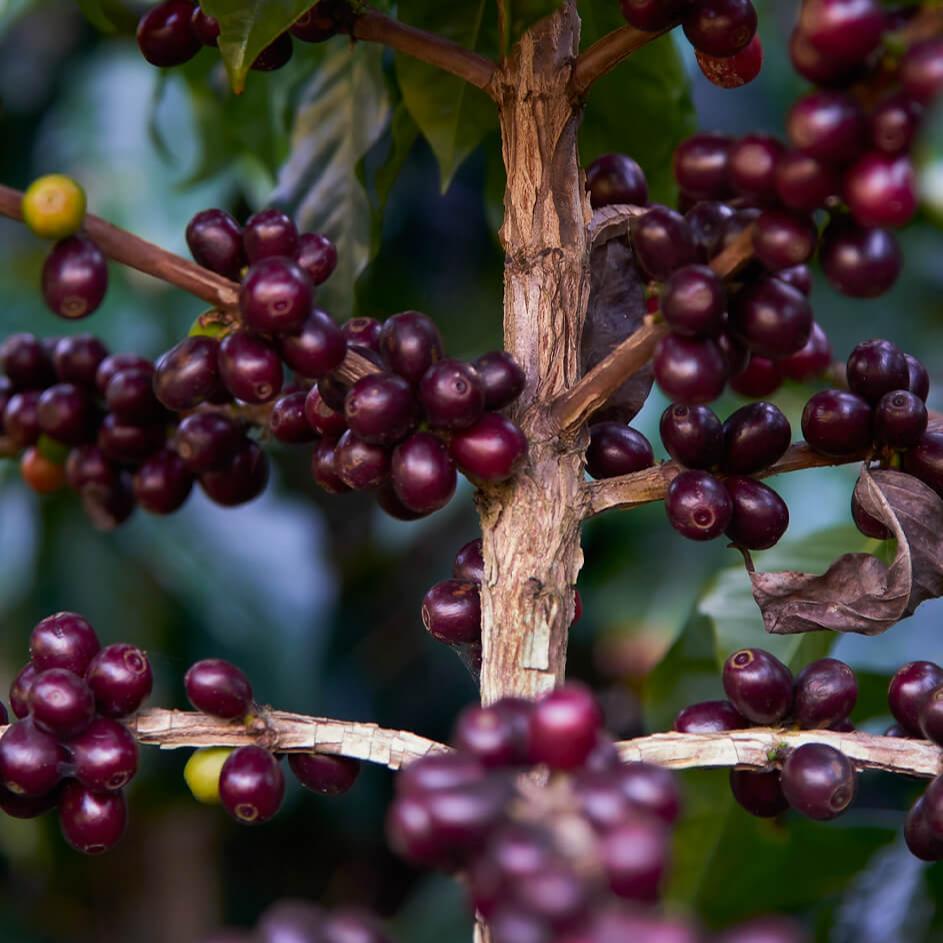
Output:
left=585, top=442, right=864, bottom=517
left=571, top=23, right=673, bottom=95
left=353, top=10, right=497, bottom=93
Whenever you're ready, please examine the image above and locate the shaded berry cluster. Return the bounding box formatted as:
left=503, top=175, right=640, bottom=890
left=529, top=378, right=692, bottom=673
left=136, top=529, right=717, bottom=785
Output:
left=0, top=612, right=152, bottom=854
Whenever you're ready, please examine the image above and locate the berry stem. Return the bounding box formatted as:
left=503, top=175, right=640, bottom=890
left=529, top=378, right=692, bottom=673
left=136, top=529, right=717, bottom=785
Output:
left=571, top=21, right=677, bottom=95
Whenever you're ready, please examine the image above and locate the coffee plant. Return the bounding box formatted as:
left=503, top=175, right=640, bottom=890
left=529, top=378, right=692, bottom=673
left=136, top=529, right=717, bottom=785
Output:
left=0, top=0, right=942, bottom=940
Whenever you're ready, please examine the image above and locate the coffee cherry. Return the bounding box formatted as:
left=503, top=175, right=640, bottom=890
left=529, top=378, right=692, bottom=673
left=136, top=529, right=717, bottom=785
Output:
left=905, top=354, right=930, bottom=402
left=0, top=719, right=62, bottom=796
left=184, top=747, right=232, bottom=804
left=2, top=333, right=56, bottom=388
left=136, top=0, right=201, bottom=67
left=133, top=449, right=193, bottom=514
left=378, top=312, right=444, bottom=385
left=291, top=2, right=342, bottom=42
left=619, top=0, right=688, bottom=31
left=724, top=477, right=789, bottom=550
left=335, top=430, right=390, bottom=490
left=618, top=763, right=681, bottom=825
left=174, top=414, right=241, bottom=474
left=185, top=209, right=245, bottom=279
left=243, top=209, right=298, bottom=262
left=251, top=33, right=294, bottom=71
left=450, top=414, right=528, bottom=483
left=787, top=91, right=865, bottom=164
left=185, top=658, right=253, bottom=719
left=85, top=644, right=153, bottom=718
left=296, top=232, right=337, bottom=285
left=220, top=748, right=284, bottom=824
left=22, top=174, right=86, bottom=240
left=903, top=432, right=943, bottom=497
left=218, top=331, right=283, bottom=403
left=310, top=438, right=349, bottom=495
left=870, top=93, right=923, bottom=156
left=653, top=334, right=727, bottom=406
left=696, top=34, right=763, bottom=88
left=191, top=14, right=220, bottom=50
left=268, top=392, right=314, bottom=444
left=278, top=310, right=347, bottom=379
left=752, top=211, right=818, bottom=272
left=21, top=448, right=66, bottom=494
left=586, top=153, right=648, bottom=208
left=665, top=469, right=732, bottom=541
left=473, top=352, right=525, bottom=410
left=780, top=742, right=856, bottom=820
left=59, top=782, right=127, bottom=854
left=630, top=207, right=698, bottom=281
left=240, top=258, right=313, bottom=334
left=798, top=0, right=883, bottom=63
left=780, top=322, right=831, bottom=381
left=386, top=794, right=445, bottom=865
left=453, top=705, right=522, bottom=769
left=844, top=154, right=917, bottom=229
left=288, top=753, right=360, bottom=795
left=774, top=151, right=840, bottom=212
left=42, top=236, right=108, bottom=319
left=35, top=384, right=92, bottom=445
left=388, top=432, right=455, bottom=512
left=660, top=404, right=723, bottom=470
left=686, top=201, right=735, bottom=260
left=873, top=390, right=927, bottom=449
left=69, top=717, right=138, bottom=792
left=674, top=699, right=747, bottom=732
left=722, top=648, right=793, bottom=725
left=28, top=668, right=95, bottom=739
left=397, top=752, right=486, bottom=797
left=342, top=317, right=382, bottom=352
left=777, top=264, right=813, bottom=297
left=729, top=769, right=788, bottom=818
left=420, top=359, right=485, bottom=430
left=730, top=277, right=812, bottom=359
left=682, top=0, right=757, bottom=58
left=31, top=612, right=100, bottom=676
left=0, top=787, right=58, bottom=820
left=673, top=134, right=733, bottom=202
left=727, top=137, right=781, bottom=201
left=98, top=417, right=165, bottom=466
left=10, top=664, right=38, bottom=720
left=888, top=661, right=943, bottom=736
left=529, top=684, right=602, bottom=770
left=722, top=402, right=790, bottom=474
left=345, top=372, right=418, bottom=444
left=96, top=353, right=152, bottom=395
left=601, top=817, right=669, bottom=903
left=851, top=489, right=890, bottom=540
left=152, top=336, right=222, bottom=410
left=421, top=580, right=481, bottom=644
left=900, top=38, right=943, bottom=105
left=820, top=221, right=901, bottom=298
left=730, top=356, right=782, bottom=398
left=106, top=367, right=166, bottom=424
left=453, top=540, right=485, bottom=584
left=304, top=387, right=346, bottom=438
left=661, top=265, right=726, bottom=337
left=847, top=339, right=909, bottom=405
left=904, top=795, right=943, bottom=862
left=79, top=474, right=136, bottom=531
left=801, top=390, right=872, bottom=457
left=789, top=25, right=864, bottom=86
left=199, top=439, right=269, bottom=504
left=4, top=391, right=41, bottom=447
left=585, top=423, right=653, bottom=479
left=793, top=658, right=857, bottom=730
left=919, top=687, right=943, bottom=746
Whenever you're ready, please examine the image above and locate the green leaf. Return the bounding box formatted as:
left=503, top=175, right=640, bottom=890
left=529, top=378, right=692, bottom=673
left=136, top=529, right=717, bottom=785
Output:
left=200, top=0, right=313, bottom=93
left=272, top=42, right=391, bottom=320
left=395, top=0, right=499, bottom=191
left=367, top=103, right=420, bottom=256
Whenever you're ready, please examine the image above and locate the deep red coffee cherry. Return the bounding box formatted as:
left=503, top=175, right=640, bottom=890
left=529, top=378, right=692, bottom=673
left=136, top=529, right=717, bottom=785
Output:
left=722, top=401, right=791, bottom=474
left=218, top=331, right=283, bottom=404
left=728, top=134, right=784, bottom=201
left=787, top=90, right=865, bottom=163
left=421, top=580, right=481, bottom=644
left=731, top=355, right=782, bottom=400
left=528, top=684, right=602, bottom=770
left=619, top=0, right=688, bottom=31
left=723, top=477, right=789, bottom=550
left=845, top=153, right=918, bottom=229
left=453, top=539, right=485, bottom=583
left=42, top=236, right=108, bottom=319
left=780, top=322, right=831, bottom=381
left=184, top=659, right=253, bottom=719
left=722, top=648, right=793, bottom=725
left=219, top=746, right=285, bottom=824
left=903, top=432, right=943, bottom=497
left=888, top=661, right=943, bottom=736
left=85, top=644, right=153, bottom=718
left=665, top=470, right=732, bottom=541
left=729, top=769, right=788, bottom=818
left=9, top=663, right=38, bottom=720
left=378, top=312, right=444, bottom=385
left=30, top=612, right=100, bottom=676
left=774, top=151, right=840, bottom=212
left=269, top=392, right=317, bottom=444
left=683, top=0, right=757, bottom=58
left=304, top=387, right=347, bottom=438
left=242, top=208, right=298, bottom=262
left=69, top=717, right=139, bottom=792
left=28, top=668, right=95, bottom=739
left=345, top=372, right=418, bottom=445
left=630, top=206, right=699, bottom=280
left=674, top=700, right=747, bottom=733
left=288, top=753, right=360, bottom=795
left=296, top=232, right=338, bottom=285
left=661, top=265, right=726, bottom=337
left=472, top=351, right=525, bottom=410
left=696, top=34, right=763, bottom=87
left=780, top=742, right=856, bottom=821
left=278, top=310, right=347, bottom=379
left=659, top=403, right=723, bottom=469
left=175, top=413, right=244, bottom=473
left=901, top=38, right=943, bottom=105
left=752, top=211, right=818, bottom=272
left=653, top=334, right=727, bottom=406
left=251, top=33, right=294, bottom=71
left=419, top=359, right=485, bottom=430
left=449, top=414, right=528, bottom=483
left=0, top=719, right=62, bottom=796
left=240, top=257, right=313, bottom=335
left=65, top=443, right=122, bottom=496
left=673, top=133, right=733, bottom=202
left=851, top=489, right=891, bottom=540
left=905, top=353, right=930, bottom=402
left=136, top=0, right=201, bottom=67
left=905, top=795, right=943, bottom=862
left=601, top=817, right=670, bottom=903
left=310, top=438, right=349, bottom=495
left=729, top=276, right=813, bottom=359
left=793, top=658, right=857, bottom=729
left=873, top=390, right=927, bottom=449
left=617, top=763, right=681, bottom=825
left=798, top=0, right=884, bottom=63
left=820, top=220, right=901, bottom=298
left=133, top=449, right=193, bottom=515
left=585, top=423, right=654, bottom=479
left=846, top=339, right=909, bottom=405
left=453, top=705, right=522, bottom=769
left=37, top=383, right=95, bottom=445
left=154, top=336, right=224, bottom=410
left=586, top=153, right=648, bottom=208
left=392, top=432, right=457, bottom=513
left=335, top=430, right=390, bottom=490
left=919, top=688, right=943, bottom=747
left=185, top=209, right=244, bottom=279
left=801, top=390, right=872, bottom=457
left=58, top=781, right=127, bottom=854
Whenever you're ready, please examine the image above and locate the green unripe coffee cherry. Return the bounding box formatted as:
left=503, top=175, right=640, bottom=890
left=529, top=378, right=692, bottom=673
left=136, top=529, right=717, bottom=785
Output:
left=184, top=747, right=234, bottom=804
left=22, top=174, right=87, bottom=239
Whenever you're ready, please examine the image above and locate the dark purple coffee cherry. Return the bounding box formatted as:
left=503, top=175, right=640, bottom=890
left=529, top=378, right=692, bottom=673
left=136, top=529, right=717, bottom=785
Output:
left=85, top=644, right=153, bottom=718
left=69, top=717, right=139, bottom=792
left=870, top=93, right=923, bottom=156
left=136, top=0, right=201, bottom=66
left=453, top=538, right=484, bottom=582
left=79, top=473, right=136, bottom=531
left=28, top=668, right=95, bottom=739
left=95, top=353, right=152, bottom=395
left=421, top=580, right=481, bottom=644
left=30, top=612, right=100, bottom=676
left=291, top=1, right=343, bottom=42
left=0, top=719, right=62, bottom=796
left=219, top=746, right=284, bottom=824
left=673, top=134, right=733, bottom=202
left=334, top=430, right=390, bottom=490
left=873, top=390, right=927, bottom=449
left=345, top=372, right=418, bottom=444
left=801, top=390, right=872, bottom=457
left=296, top=232, right=338, bottom=285
left=278, top=309, right=347, bottom=379
left=4, top=391, right=42, bottom=447
left=724, top=477, right=789, bottom=550
left=728, top=134, right=785, bottom=201
left=419, top=359, right=485, bottom=430
left=722, top=648, right=793, bottom=725
left=660, top=403, right=723, bottom=469
left=0, top=787, right=58, bottom=820
left=674, top=699, right=747, bottom=732
left=310, top=438, right=349, bottom=495
left=665, top=469, right=732, bottom=540
left=661, top=265, right=726, bottom=336
left=585, top=423, right=654, bottom=479
left=64, top=446, right=120, bottom=494
left=1, top=333, right=56, bottom=388
left=752, top=211, right=818, bottom=272
left=617, top=763, right=681, bottom=825
left=586, top=153, right=649, bottom=208
left=774, top=151, right=840, bottom=212
left=777, top=264, right=813, bottom=297
left=185, top=209, right=245, bottom=279
left=58, top=781, right=127, bottom=854
left=845, top=153, right=918, bottom=229
left=175, top=413, right=243, bottom=473
left=820, top=221, right=901, bottom=298
left=619, top=0, right=688, bottom=31
left=731, top=356, right=782, bottom=399
left=918, top=687, right=943, bottom=746
left=218, top=331, right=283, bottom=403
left=97, top=415, right=166, bottom=471
left=133, top=449, right=193, bottom=514
left=342, top=317, right=382, bottom=351
left=529, top=684, right=602, bottom=770
left=787, top=90, right=865, bottom=163
left=601, top=817, right=669, bottom=903
left=449, top=414, right=528, bottom=483
left=37, top=383, right=94, bottom=444
left=901, top=38, right=943, bottom=105
left=630, top=207, right=699, bottom=281
left=42, top=236, right=108, bottom=319
left=473, top=352, right=525, bottom=410
left=905, top=354, right=930, bottom=403
left=240, top=257, right=313, bottom=334
left=288, top=753, right=360, bottom=795
left=780, top=321, right=831, bottom=380
left=888, top=661, right=943, bottom=736
left=154, top=336, right=223, bottom=410
left=905, top=795, right=943, bottom=862
left=730, top=277, right=812, bottom=358
left=798, top=0, right=884, bottom=63
left=243, top=209, right=298, bottom=262
left=789, top=24, right=864, bottom=86
left=722, top=402, right=791, bottom=474
left=269, top=392, right=316, bottom=444
left=396, top=752, right=486, bottom=798
left=185, top=658, right=253, bottom=719
left=780, top=742, right=856, bottom=820
left=682, top=0, right=757, bottom=58
left=903, top=432, right=943, bottom=497
left=851, top=490, right=891, bottom=540
left=653, top=334, right=727, bottom=406
left=793, top=658, right=857, bottom=729
left=200, top=440, right=269, bottom=505
left=453, top=705, right=522, bottom=768
left=729, top=769, right=788, bottom=818
left=106, top=368, right=166, bottom=425
left=304, top=387, right=347, bottom=437
left=686, top=201, right=736, bottom=260
left=378, top=312, right=444, bottom=385
left=846, top=339, right=909, bottom=405
left=10, top=664, right=38, bottom=720
left=251, top=32, right=294, bottom=71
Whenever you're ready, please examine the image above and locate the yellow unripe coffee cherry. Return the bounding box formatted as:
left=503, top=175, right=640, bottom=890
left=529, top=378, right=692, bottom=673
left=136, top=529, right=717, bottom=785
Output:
left=184, top=747, right=233, bottom=804
left=21, top=174, right=87, bottom=240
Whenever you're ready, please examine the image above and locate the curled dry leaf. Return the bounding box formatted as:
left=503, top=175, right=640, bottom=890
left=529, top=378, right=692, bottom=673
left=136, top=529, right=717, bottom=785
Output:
left=750, top=468, right=943, bottom=636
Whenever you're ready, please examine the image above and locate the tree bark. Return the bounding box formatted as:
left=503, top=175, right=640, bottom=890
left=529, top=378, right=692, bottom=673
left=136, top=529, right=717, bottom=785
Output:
left=477, top=1, right=591, bottom=705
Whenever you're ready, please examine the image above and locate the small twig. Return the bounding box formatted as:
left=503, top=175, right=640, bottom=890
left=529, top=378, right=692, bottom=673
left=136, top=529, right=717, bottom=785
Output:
left=571, top=23, right=674, bottom=95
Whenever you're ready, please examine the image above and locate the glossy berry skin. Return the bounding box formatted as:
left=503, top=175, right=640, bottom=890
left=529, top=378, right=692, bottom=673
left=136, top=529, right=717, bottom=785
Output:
left=288, top=753, right=360, bottom=795
left=58, top=781, right=127, bottom=854
left=453, top=539, right=484, bottom=582
left=21, top=174, right=86, bottom=240
left=752, top=211, right=818, bottom=272
left=731, top=356, right=782, bottom=397
left=95, top=353, right=152, bottom=395
left=136, top=0, right=201, bottom=67
left=185, top=659, right=253, bottom=719
left=240, top=257, right=313, bottom=334
left=618, top=763, right=681, bottom=825
left=450, top=414, right=528, bottom=483
left=28, top=668, right=95, bottom=739
left=873, top=390, right=927, bottom=449
left=905, top=354, right=930, bottom=402
left=185, top=209, right=245, bottom=280
left=378, top=312, right=444, bottom=385
left=780, top=322, right=831, bottom=380
left=673, top=134, right=732, bottom=202
left=69, top=717, right=139, bottom=791
left=787, top=91, right=865, bottom=164
left=696, top=34, right=763, bottom=87
left=420, top=359, right=485, bottom=430
left=683, top=0, right=757, bottom=58
left=291, top=4, right=340, bottom=42
left=453, top=706, right=522, bottom=768
left=133, top=449, right=193, bottom=514
left=269, top=392, right=316, bottom=444
left=154, top=336, right=224, bottom=410
left=175, top=413, right=243, bottom=473
left=844, top=154, right=917, bottom=229
left=85, top=644, right=153, bottom=718
left=789, top=25, right=864, bottom=87
left=722, top=648, right=793, bottom=725
left=218, top=332, right=283, bottom=404
left=105, top=367, right=166, bottom=425
left=888, top=661, right=943, bottom=736
left=4, top=391, right=42, bottom=447
left=335, top=430, right=390, bottom=490
left=388, top=433, right=455, bottom=512
left=653, top=335, right=727, bottom=406
left=473, top=352, right=525, bottom=410
left=660, top=404, right=723, bottom=470
left=918, top=687, right=943, bottom=747
left=219, top=745, right=285, bottom=824
left=619, top=0, right=688, bottom=31
left=31, top=612, right=100, bottom=676
left=729, top=769, right=788, bottom=818
left=0, top=720, right=62, bottom=796
left=846, top=339, right=909, bottom=405
left=184, top=747, right=231, bottom=804
left=242, top=209, right=298, bottom=263
left=903, top=433, right=943, bottom=498
left=10, top=664, right=38, bottom=720
left=630, top=207, right=698, bottom=281
left=342, top=317, right=381, bottom=351
left=798, top=0, right=884, bottom=63
left=777, top=264, right=813, bottom=297
left=722, top=402, right=790, bottom=474
left=801, top=390, right=872, bottom=457
left=870, top=93, right=923, bottom=156
left=304, top=387, right=347, bottom=437
left=190, top=11, right=220, bottom=46
left=793, top=658, right=857, bottom=729
left=905, top=796, right=943, bottom=862
left=774, top=151, right=839, bottom=212
left=665, top=470, right=732, bottom=541
left=2, top=333, right=56, bottom=388
left=686, top=201, right=735, bottom=261
left=661, top=265, right=726, bottom=337
left=421, top=580, right=481, bottom=644
left=820, top=222, right=901, bottom=298
left=901, top=39, right=943, bottom=105
left=723, top=477, right=789, bottom=550
left=296, top=232, right=338, bottom=285
left=188, top=432, right=262, bottom=500
left=251, top=33, right=294, bottom=71
left=310, top=439, right=349, bottom=495
left=780, top=743, right=856, bottom=821
left=601, top=817, right=669, bottom=903
left=730, top=277, right=812, bottom=359
left=42, top=236, right=108, bottom=319
left=345, top=373, right=417, bottom=444
left=674, top=700, right=747, bottom=733
left=851, top=490, right=890, bottom=540
left=728, top=136, right=783, bottom=203
left=585, top=423, right=653, bottom=479
left=586, top=153, right=648, bottom=208
left=37, top=383, right=94, bottom=445
left=278, top=310, right=347, bottom=379
left=528, top=684, right=602, bottom=770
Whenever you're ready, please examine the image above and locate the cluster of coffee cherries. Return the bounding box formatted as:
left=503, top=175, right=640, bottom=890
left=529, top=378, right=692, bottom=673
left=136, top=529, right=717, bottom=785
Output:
left=0, top=612, right=152, bottom=854
left=201, top=899, right=391, bottom=943
left=676, top=648, right=859, bottom=824
left=620, top=0, right=763, bottom=90
left=136, top=0, right=350, bottom=71
left=181, top=658, right=361, bottom=825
